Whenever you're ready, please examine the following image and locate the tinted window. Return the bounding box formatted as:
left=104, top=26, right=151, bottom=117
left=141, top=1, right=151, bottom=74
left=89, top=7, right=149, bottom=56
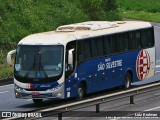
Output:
left=77, top=39, right=91, bottom=61
left=96, top=37, right=104, bottom=56
left=90, top=38, right=98, bottom=58
left=90, top=37, right=104, bottom=58
left=110, top=35, right=117, bottom=53
left=77, top=40, right=84, bottom=61
left=147, top=28, right=154, bottom=47
left=117, top=33, right=129, bottom=52
left=141, top=28, right=154, bottom=48
left=129, top=32, right=136, bottom=50
left=103, top=36, right=111, bottom=55
left=135, top=31, right=141, bottom=49
left=123, top=33, right=129, bottom=51
left=83, top=39, right=91, bottom=59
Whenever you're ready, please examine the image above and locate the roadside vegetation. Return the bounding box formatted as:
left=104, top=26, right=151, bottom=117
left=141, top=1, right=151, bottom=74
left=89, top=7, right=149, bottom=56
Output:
left=117, top=0, right=160, bottom=22
left=0, top=0, right=119, bottom=79
left=1, top=0, right=160, bottom=79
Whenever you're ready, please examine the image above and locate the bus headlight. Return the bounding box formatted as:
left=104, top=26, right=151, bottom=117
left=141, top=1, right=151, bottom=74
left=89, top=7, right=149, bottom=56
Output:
left=57, top=92, right=62, bottom=97
left=50, top=83, right=63, bottom=91
left=15, top=85, right=23, bottom=91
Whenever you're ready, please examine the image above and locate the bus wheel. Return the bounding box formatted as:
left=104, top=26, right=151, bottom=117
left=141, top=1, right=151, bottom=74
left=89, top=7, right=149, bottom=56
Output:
left=77, top=84, right=85, bottom=99
left=124, top=72, right=131, bottom=89
left=32, top=99, right=43, bottom=104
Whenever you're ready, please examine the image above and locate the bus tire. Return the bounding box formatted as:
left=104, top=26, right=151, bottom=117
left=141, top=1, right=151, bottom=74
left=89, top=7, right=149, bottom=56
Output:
left=32, top=99, right=43, bottom=104
left=77, top=84, right=85, bottom=99
left=124, top=72, right=131, bottom=89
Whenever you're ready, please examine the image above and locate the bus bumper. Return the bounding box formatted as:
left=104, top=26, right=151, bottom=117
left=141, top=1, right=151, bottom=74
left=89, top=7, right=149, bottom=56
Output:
left=14, top=84, right=65, bottom=99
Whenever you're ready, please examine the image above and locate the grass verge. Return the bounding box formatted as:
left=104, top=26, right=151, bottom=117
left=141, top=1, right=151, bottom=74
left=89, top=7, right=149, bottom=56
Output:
left=120, top=10, right=160, bottom=23
left=118, top=0, right=160, bottom=22
left=0, top=51, right=13, bottom=80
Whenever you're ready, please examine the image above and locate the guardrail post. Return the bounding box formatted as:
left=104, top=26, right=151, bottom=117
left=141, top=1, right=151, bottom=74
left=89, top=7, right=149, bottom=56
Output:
left=58, top=113, right=62, bottom=120
left=130, top=96, right=134, bottom=104
left=96, top=104, right=100, bottom=113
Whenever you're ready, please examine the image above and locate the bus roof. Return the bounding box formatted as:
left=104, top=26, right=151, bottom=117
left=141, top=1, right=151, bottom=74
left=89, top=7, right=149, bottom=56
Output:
left=18, top=21, right=152, bottom=45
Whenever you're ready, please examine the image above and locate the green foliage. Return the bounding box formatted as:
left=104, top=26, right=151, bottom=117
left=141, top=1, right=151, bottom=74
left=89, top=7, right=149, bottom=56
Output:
left=102, top=0, right=118, bottom=11
left=0, top=0, right=119, bottom=50
left=0, top=0, right=119, bottom=79
left=0, top=0, right=89, bottom=46
left=120, top=10, right=160, bottom=23
left=79, top=0, right=120, bottom=20
left=102, top=0, right=119, bottom=20
left=0, top=51, right=13, bottom=79
left=117, top=0, right=160, bottom=13
left=80, top=0, right=103, bottom=20
left=118, top=0, right=160, bottom=22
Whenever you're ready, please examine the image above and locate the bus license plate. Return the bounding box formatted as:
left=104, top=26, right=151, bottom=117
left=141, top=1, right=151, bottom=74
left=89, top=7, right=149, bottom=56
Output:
left=32, top=92, right=40, bottom=96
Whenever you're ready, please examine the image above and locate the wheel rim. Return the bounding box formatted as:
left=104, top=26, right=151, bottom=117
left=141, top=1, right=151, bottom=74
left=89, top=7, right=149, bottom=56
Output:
left=125, top=77, right=130, bottom=88
left=125, top=74, right=131, bottom=89
left=78, top=87, right=83, bottom=98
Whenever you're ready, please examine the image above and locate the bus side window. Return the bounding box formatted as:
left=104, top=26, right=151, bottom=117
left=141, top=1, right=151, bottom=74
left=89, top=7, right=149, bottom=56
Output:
left=135, top=31, right=141, bottom=49
left=110, top=35, right=117, bottom=54
left=96, top=36, right=105, bottom=57
left=141, top=29, right=148, bottom=48
left=147, top=28, right=154, bottom=47
left=103, top=35, right=111, bottom=55
left=90, top=38, right=98, bottom=58
left=83, top=39, right=91, bottom=60
left=124, top=33, right=129, bottom=51
left=117, top=34, right=123, bottom=52
left=117, top=33, right=129, bottom=52
left=77, top=40, right=84, bottom=61
left=129, top=32, right=136, bottom=50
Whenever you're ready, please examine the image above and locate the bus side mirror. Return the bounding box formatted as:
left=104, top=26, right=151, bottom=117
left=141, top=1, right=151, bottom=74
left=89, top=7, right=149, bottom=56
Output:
left=68, top=49, right=74, bottom=65
left=7, top=50, right=16, bottom=66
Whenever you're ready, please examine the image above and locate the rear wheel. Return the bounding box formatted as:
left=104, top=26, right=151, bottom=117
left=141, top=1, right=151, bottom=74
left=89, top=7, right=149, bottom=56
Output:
left=77, top=84, right=85, bottom=99
left=124, top=72, right=131, bottom=89
left=32, top=99, right=43, bottom=104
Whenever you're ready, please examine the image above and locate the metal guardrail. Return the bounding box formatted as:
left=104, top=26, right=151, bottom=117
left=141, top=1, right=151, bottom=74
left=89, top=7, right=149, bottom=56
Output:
left=0, top=78, right=13, bottom=86
left=39, top=82, right=160, bottom=119
left=3, top=81, right=160, bottom=120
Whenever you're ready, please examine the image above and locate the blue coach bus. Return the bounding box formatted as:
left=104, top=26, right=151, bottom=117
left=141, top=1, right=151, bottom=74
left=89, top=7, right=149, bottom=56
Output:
left=7, top=21, right=155, bottom=103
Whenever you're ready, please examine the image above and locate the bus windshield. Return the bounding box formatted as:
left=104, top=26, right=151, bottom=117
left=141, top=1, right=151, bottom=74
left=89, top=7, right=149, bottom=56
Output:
left=15, top=45, right=64, bottom=79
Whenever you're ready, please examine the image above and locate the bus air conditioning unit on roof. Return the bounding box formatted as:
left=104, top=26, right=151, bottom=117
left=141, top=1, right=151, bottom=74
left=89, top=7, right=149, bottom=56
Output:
left=56, top=21, right=119, bottom=32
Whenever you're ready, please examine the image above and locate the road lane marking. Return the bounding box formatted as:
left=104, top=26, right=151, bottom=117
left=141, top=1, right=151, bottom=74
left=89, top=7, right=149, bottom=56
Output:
left=0, top=91, right=10, bottom=94
left=144, top=106, right=160, bottom=111
left=26, top=99, right=32, bottom=101
left=156, top=65, right=160, bottom=68
left=0, top=84, right=13, bottom=88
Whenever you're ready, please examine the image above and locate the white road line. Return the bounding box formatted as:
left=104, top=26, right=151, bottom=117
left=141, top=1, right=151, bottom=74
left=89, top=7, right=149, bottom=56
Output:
left=144, top=106, right=160, bottom=111
left=156, top=65, right=160, bottom=68
left=0, top=84, right=13, bottom=88
left=26, top=99, right=32, bottom=102
left=0, top=91, right=10, bottom=94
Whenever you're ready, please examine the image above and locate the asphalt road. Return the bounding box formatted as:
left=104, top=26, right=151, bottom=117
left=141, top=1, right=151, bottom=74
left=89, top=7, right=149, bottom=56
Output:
left=0, top=24, right=160, bottom=120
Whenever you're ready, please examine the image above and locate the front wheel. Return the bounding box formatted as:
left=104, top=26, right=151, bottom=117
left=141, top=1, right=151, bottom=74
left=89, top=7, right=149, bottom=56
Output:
left=77, top=85, right=85, bottom=99
left=32, top=99, right=43, bottom=104
left=124, top=72, right=131, bottom=89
